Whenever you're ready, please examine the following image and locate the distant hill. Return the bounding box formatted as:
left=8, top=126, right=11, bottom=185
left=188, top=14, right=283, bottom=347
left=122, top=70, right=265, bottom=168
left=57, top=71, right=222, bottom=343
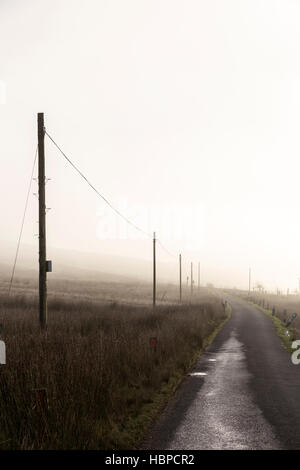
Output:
left=0, top=241, right=175, bottom=284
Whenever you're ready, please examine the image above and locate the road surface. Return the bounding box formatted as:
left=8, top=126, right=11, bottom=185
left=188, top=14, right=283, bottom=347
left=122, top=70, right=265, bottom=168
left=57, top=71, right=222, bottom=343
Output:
left=142, top=295, right=300, bottom=450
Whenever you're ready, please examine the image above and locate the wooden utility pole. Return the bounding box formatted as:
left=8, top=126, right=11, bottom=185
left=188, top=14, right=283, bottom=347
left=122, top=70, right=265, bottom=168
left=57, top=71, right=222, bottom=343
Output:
left=153, top=232, right=156, bottom=307
left=191, top=262, right=193, bottom=298
left=179, top=254, right=182, bottom=303
left=198, top=262, right=200, bottom=291
left=38, top=113, right=47, bottom=329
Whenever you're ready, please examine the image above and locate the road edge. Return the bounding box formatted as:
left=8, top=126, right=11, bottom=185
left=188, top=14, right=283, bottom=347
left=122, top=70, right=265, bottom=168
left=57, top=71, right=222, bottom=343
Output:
left=135, top=303, right=232, bottom=450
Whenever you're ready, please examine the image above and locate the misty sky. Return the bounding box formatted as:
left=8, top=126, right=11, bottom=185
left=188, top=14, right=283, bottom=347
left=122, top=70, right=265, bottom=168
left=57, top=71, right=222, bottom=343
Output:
left=1, top=0, right=300, bottom=290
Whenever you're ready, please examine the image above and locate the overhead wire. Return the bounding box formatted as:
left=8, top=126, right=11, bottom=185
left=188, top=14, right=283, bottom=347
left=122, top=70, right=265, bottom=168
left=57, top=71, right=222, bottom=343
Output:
left=8, top=146, right=38, bottom=295
left=46, top=131, right=182, bottom=259
left=45, top=131, right=152, bottom=239
left=156, top=239, right=178, bottom=258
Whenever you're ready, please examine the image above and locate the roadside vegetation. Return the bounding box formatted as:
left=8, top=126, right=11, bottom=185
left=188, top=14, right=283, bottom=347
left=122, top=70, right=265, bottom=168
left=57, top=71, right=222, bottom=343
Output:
left=0, top=283, right=228, bottom=449
left=228, top=289, right=300, bottom=353
left=247, top=301, right=295, bottom=353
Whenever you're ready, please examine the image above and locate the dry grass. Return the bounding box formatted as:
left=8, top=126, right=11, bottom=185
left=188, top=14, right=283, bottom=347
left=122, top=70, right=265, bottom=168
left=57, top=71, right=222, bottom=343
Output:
left=0, top=275, right=198, bottom=306
left=0, top=285, right=226, bottom=450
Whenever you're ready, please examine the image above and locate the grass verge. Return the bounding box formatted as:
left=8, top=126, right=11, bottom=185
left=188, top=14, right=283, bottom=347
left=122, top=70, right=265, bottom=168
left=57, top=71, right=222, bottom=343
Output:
left=247, top=300, right=296, bottom=354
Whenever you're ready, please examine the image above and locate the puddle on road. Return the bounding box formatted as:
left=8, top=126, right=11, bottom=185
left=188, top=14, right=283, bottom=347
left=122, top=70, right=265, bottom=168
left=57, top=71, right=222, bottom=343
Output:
left=170, top=331, right=281, bottom=450
left=188, top=372, right=207, bottom=377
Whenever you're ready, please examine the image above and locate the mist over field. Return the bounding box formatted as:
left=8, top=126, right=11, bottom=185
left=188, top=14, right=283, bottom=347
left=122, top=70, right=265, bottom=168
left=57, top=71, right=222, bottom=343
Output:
left=1, top=0, right=300, bottom=292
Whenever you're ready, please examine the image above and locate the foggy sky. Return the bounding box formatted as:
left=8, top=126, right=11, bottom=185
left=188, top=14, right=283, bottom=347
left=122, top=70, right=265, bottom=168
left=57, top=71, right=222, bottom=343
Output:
left=1, top=0, right=300, bottom=291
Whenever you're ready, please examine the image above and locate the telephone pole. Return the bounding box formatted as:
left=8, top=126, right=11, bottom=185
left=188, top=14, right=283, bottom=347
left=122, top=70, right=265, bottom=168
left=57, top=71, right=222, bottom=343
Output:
left=179, top=254, right=182, bottom=303
left=153, top=232, right=156, bottom=307
left=38, top=113, right=47, bottom=329
left=198, top=262, right=200, bottom=291
left=191, top=262, right=193, bottom=298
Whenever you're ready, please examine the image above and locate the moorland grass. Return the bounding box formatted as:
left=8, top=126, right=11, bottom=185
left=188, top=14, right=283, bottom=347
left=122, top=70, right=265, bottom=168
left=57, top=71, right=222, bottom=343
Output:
left=0, top=292, right=227, bottom=449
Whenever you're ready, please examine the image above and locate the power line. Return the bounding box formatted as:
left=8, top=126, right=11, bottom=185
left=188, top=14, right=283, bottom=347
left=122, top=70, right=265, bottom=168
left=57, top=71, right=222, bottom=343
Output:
left=156, top=239, right=177, bottom=258
left=8, top=146, right=38, bottom=295
left=45, top=131, right=152, bottom=238
left=46, top=131, right=180, bottom=259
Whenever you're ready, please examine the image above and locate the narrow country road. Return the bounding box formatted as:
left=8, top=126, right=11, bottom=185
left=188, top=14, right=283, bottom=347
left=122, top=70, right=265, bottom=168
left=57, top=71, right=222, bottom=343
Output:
left=142, top=295, right=300, bottom=450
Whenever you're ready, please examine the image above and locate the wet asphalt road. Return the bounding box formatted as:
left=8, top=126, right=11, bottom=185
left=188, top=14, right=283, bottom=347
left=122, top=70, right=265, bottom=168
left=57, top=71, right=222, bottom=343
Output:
left=142, top=296, right=300, bottom=450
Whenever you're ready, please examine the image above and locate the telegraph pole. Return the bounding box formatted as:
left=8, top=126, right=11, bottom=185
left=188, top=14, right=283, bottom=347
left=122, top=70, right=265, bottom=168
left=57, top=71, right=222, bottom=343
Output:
left=191, top=262, right=193, bottom=298
left=179, top=254, right=182, bottom=303
left=198, top=262, right=200, bottom=291
left=153, top=232, right=156, bottom=308
left=38, top=113, right=47, bottom=329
